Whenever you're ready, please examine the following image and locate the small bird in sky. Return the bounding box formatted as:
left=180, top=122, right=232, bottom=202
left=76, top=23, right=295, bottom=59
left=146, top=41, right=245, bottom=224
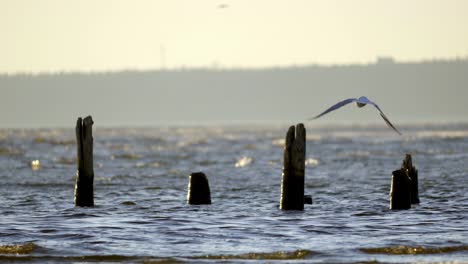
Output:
left=217, top=4, right=229, bottom=9
left=309, top=96, right=402, bottom=135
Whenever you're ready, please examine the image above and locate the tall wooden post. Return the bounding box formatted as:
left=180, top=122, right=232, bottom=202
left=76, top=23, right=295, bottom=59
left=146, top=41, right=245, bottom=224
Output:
left=74, top=116, right=94, bottom=207
left=280, top=123, right=306, bottom=210
left=402, top=154, right=420, bottom=204
left=187, top=172, right=211, bottom=205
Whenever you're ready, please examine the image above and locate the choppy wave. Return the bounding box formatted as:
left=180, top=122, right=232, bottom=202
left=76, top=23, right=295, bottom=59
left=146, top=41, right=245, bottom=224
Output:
left=194, top=249, right=313, bottom=260
left=234, top=156, right=253, bottom=168
left=0, top=147, right=23, bottom=156
left=0, top=243, right=37, bottom=254
left=305, top=158, right=320, bottom=167
left=361, top=245, right=468, bottom=255
left=412, top=130, right=468, bottom=139
left=33, top=137, right=75, bottom=145
left=0, top=124, right=467, bottom=263
left=112, top=153, right=142, bottom=160
left=0, top=255, right=179, bottom=263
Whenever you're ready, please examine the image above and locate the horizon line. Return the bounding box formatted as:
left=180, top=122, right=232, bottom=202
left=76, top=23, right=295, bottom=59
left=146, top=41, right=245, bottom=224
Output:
left=1, top=56, right=468, bottom=76
left=1, top=119, right=467, bottom=130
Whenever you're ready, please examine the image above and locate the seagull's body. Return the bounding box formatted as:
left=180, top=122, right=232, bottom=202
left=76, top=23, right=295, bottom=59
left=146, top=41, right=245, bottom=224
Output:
left=310, top=96, right=402, bottom=135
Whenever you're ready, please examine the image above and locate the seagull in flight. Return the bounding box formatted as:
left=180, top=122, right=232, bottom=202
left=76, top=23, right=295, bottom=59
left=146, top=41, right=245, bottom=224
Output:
left=309, top=96, right=402, bottom=135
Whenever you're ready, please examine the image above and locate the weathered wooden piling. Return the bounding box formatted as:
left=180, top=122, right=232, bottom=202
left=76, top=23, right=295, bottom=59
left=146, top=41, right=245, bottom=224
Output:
left=74, top=116, right=94, bottom=207
left=280, top=123, right=306, bottom=210
left=389, top=169, right=412, bottom=210
left=402, top=154, right=420, bottom=204
left=187, top=172, right=211, bottom=205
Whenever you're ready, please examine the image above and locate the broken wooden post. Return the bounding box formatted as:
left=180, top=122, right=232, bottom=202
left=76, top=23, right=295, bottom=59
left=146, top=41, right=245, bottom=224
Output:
left=402, top=154, right=420, bottom=204
left=187, top=172, right=211, bottom=205
left=389, top=169, right=411, bottom=210
left=74, top=116, right=94, bottom=207
left=304, top=195, right=313, bottom=205
left=280, top=123, right=306, bottom=210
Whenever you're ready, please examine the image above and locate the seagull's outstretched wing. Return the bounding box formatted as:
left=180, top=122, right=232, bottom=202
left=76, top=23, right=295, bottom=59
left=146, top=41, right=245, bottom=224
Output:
left=309, top=98, right=356, bottom=120
left=367, top=101, right=402, bottom=135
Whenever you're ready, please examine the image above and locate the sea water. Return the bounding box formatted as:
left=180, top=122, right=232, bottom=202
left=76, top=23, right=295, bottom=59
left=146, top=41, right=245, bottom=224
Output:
left=0, top=123, right=467, bottom=263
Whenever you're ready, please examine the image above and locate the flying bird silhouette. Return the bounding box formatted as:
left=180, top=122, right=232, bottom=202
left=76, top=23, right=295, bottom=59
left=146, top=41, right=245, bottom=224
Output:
left=309, top=96, right=402, bottom=135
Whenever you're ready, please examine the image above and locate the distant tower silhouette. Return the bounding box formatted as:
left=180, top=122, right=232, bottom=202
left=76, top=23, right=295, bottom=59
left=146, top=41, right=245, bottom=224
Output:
left=376, top=56, right=395, bottom=65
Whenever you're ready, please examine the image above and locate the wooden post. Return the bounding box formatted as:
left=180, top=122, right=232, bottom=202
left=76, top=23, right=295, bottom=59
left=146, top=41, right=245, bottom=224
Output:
left=187, top=172, right=211, bottom=205
left=280, top=123, right=306, bottom=210
left=389, top=169, right=411, bottom=210
left=402, top=154, right=420, bottom=204
left=74, top=116, right=94, bottom=207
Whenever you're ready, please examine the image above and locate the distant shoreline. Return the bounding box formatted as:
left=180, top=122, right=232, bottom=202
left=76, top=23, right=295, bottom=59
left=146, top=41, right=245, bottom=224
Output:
left=1, top=58, right=467, bottom=128
left=1, top=57, right=468, bottom=77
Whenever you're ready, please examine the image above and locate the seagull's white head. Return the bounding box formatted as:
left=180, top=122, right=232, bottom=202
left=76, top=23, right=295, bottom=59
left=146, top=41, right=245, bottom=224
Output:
left=357, top=96, right=370, bottom=103
left=356, top=96, right=370, bottom=107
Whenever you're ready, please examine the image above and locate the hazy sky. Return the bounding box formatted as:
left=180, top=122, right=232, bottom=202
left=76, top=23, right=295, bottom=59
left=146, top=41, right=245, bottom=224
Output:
left=1, top=0, right=468, bottom=73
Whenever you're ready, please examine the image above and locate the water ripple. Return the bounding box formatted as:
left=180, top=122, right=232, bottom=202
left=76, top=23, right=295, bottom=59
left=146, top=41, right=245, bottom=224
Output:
left=0, top=125, right=467, bottom=263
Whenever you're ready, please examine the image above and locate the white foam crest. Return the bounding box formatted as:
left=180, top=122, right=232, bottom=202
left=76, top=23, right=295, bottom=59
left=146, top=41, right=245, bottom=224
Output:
left=235, top=156, right=253, bottom=168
